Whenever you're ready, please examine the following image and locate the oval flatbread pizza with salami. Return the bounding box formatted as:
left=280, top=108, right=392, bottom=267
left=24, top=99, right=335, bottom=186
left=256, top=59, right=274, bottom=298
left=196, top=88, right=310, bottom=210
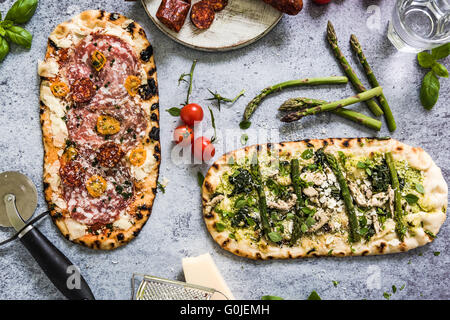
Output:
left=38, top=10, right=160, bottom=250
left=202, top=138, right=447, bottom=259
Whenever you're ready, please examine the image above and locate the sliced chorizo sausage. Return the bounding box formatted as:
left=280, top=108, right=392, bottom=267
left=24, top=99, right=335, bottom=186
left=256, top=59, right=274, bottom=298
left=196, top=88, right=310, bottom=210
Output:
left=71, top=78, right=96, bottom=104
left=156, top=0, right=191, bottom=33
left=204, top=0, right=228, bottom=12
left=60, top=162, right=85, bottom=187
left=262, top=0, right=303, bottom=15
left=97, top=142, right=125, bottom=168
left=191, top=1, right=215, bottom=30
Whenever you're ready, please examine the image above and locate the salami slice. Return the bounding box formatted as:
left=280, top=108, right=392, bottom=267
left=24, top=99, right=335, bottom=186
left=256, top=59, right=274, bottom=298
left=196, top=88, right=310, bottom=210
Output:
left=66, top=102, right=148, bottom=152
left=204, top=0, right=228, bottom=12
left=65, top=33, right=139, bottom=105
left=61, top=147, right=134, bottom=225
left=191, top=1, right=215, bottom=30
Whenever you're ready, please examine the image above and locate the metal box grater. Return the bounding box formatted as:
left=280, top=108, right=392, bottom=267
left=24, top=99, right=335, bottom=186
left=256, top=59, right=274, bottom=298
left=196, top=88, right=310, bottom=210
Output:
left=131, top=274, right=229, bottom=300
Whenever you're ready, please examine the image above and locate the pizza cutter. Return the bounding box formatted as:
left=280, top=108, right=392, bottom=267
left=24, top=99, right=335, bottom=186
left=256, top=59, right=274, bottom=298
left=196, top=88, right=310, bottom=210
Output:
left=0, top=171, right=95, bottom=300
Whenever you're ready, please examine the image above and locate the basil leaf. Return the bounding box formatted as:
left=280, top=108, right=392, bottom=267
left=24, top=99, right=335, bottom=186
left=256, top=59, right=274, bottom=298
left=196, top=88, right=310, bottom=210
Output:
left=234, top=198, right=247, bottom=209
left=197, top=171, right=204, bottom=187
left=0, top=27, right=5, bottom=37
left=307, top=290, right=321, bottom=300
left=417, top=51, right=435, bottom=68
left=415, top=183, right=425, bottom=194
left=240, top=133, right=248, bottom=145
left=166, top=107, right=181, bottom=116
left=268, top=231, right=282, bottom=243
left=5, top=0, right=38, bottom=24
left=262, top=295, right=284, bottom=300
left=420, top=71, right=440, bottom=110
left=5, top=26, right=32, bottom=49
left=357, top=161, right=367, bottom=169
left=0, top=36, right=10, bottom=62
left=301, top=149, right=314, bottom=160
left=431, top=43, right=450, bottom=60
left=301, top=223, right=308, bottom=233
left=246, top=217, right=256, bottom=227
left=305, top=216, right=316, bottom=227
left=215, top=222, right=226, bottom=232
left=404, top=193, right=419, bottom=204
left=239, top=120, right=251, bottom=130
left=432, top=62, right=449, bottom=78
left=0, top=20, right=14, bottom=29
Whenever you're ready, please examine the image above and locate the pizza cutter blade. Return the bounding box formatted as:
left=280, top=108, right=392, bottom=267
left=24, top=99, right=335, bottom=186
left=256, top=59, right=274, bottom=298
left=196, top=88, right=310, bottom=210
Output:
left=0, top=171, right=95, bottom=300
left=0, top=171, right=37, bottom=228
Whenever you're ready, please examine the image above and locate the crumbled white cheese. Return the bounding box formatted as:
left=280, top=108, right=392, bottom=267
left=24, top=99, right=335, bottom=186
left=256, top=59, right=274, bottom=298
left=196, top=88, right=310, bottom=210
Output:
left=130, top=146, right=156, bottom=181
left=45, top=161, right=61, bottom=192
left=113, top=215, right=133, bottom=230
left=40, top=84, right=67, bottom=118
left=49, top=113, right=68, bottom=148
left=65, top=218, right=87, bottom=240
left=38, top=58, right=59, bottom=77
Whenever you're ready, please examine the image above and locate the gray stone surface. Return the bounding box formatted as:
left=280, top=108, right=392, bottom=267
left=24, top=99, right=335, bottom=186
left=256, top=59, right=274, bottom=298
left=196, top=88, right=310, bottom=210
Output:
left=0, top=0, right=449, bottom=300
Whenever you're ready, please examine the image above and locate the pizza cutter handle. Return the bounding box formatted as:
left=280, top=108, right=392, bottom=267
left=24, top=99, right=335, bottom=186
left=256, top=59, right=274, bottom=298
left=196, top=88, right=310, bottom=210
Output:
left=19, top=227, right=95, bottom=300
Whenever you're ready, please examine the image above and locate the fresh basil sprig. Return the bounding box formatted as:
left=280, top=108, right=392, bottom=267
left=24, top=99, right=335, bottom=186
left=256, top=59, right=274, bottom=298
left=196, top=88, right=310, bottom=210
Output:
left=5, top=0, right=38, bottom=24
left=0, top=36, right=9, bottom=61
left=0, top=0, right=38, bottom=62
left=5, top=26, right=32, bottom=48
left=417, top=43, right=450, bottom=110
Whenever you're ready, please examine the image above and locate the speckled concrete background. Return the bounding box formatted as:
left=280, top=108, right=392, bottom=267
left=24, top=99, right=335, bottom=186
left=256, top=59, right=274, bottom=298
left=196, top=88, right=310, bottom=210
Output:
left=0, top=0, right=448, bottom=300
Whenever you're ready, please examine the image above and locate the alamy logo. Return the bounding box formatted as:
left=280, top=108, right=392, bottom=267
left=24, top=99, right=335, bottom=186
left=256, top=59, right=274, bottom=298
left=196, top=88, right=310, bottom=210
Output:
left=366, top=265, right=381, bottom=289
left=366, top=5, right=382, bottom=34
left=66, top=265, right=81, bottom=290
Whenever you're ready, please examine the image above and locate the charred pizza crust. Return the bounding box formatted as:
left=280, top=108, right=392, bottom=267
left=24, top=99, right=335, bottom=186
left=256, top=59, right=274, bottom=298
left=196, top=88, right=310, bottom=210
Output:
left=202, top=138, right=447, bottom=259
left=39, top=10, right=160, bottom=249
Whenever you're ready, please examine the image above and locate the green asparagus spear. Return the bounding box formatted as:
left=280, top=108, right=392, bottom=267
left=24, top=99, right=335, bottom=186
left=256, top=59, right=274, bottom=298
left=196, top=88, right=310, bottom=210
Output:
left=325, top=153, right=360, bottom=243
left=250, top=154, right=271, bottom=237
left=281, top=86, right=383, bottom=122
left=243, top=76, right=348, bottom=121
left=350, top=34, right=396, bottom=132
left=385, top=152, right=406, bottom=241
left=290, top=158, right=305, bottom=246
left=279, top=98, right=328, bottom=111
left=327, top=21, right=383, bottom=117
left=279, top=98, right=382, bottom=131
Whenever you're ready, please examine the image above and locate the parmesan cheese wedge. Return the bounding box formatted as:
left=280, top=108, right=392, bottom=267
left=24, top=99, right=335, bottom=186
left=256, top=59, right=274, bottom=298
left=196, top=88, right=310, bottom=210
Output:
left=182, top=253, right=235, bottom=300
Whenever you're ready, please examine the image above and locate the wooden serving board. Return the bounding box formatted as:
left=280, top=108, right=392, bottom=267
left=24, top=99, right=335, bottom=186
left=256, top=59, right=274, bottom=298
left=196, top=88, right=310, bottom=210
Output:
left=141, top=0, right=283, bottom=51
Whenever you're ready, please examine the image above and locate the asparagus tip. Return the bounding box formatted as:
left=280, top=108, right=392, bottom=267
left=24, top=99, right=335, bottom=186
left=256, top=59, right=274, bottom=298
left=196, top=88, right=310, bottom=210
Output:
left=327, top=21, right=337, bottom=42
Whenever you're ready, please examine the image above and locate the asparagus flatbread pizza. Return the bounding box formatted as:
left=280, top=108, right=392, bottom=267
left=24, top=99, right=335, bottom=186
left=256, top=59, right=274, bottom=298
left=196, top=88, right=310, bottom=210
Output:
left=202, top=138, right=447, bottom=259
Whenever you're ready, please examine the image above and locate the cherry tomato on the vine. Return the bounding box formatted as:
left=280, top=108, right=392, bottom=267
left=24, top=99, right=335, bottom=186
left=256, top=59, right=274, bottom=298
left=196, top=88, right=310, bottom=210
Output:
left=192, top=137, right=215, bottom=162
left=173, top=125, right=194, bottom=146
left=313, top=0, right=332, bottom=4
left=180, top=103, right=204, bottom=126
